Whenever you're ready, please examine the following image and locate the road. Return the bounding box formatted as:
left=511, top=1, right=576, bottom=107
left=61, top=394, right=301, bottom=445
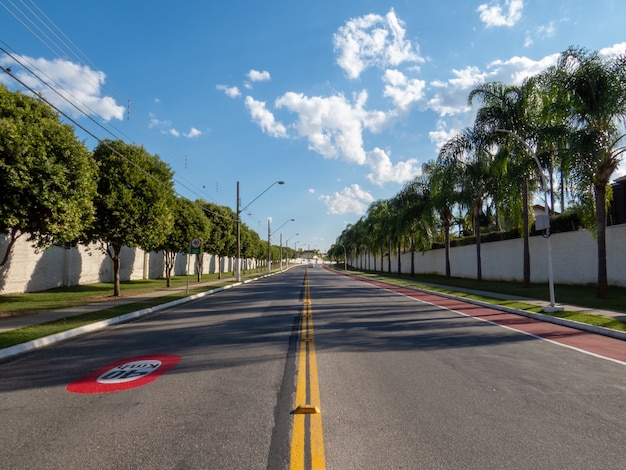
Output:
left=1, top=266, right=625, bottom=469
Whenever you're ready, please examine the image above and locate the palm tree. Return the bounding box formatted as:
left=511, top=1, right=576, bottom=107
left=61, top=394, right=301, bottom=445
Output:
left=366, top=199, right=394, bottom=273
left=549, top=47, right=626, bottom=297
left=394, top=176, right=436, bottom=276
left=424, top=159, right=461, bottom=278
left=439, top=127, right=498, bottom=281
left=469, top=80, right=542, bottom=287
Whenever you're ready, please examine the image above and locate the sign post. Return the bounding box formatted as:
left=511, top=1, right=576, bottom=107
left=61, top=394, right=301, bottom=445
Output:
left=187, top=238, right=202, bottom=294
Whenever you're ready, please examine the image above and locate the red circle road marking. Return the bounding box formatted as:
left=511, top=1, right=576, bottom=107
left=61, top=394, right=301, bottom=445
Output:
left=66, top=354, right=181, bottom=394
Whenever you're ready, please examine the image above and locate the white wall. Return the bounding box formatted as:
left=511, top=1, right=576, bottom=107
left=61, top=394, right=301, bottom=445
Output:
left=0, top=236, right=247, bottom=294
left=360, top=224, right=626, bottom=287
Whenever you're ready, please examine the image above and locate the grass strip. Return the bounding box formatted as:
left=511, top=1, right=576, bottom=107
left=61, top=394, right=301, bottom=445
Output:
left=0, top=283, right=228, bottom=349
left=344, top=270, right=626, bottom=334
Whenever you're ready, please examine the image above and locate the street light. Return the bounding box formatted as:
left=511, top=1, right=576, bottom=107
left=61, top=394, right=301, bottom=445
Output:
left=285, top=233, right=299, bottom=269
left=268, top=218, right=294, bottom=273
left=236, top=180, right=284, bottom=281
left=496, top=129, right=563, bottom=312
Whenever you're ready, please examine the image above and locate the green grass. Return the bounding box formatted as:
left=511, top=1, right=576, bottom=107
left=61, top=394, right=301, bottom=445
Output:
left=0, top=268, right=271, bottom=350
left=336, top=268, right=626, bottom=333
left=2, top=265, right=625, bottom=351
left=0, top=271, right=263, bottom=317
left=0, top=284, right=225, bottom=349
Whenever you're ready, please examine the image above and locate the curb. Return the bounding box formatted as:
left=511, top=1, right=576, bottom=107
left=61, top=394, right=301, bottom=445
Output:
left=0, top=270, right=283, bottom=362
left=337, top=270, right=626, bottom=343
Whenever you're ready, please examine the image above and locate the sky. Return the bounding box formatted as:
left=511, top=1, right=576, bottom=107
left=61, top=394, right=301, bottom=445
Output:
left=2, top=0, right=626, bottom=253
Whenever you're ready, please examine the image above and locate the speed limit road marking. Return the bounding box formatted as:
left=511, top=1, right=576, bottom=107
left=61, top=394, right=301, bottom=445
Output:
left=66, top=354, right=181, bottom=394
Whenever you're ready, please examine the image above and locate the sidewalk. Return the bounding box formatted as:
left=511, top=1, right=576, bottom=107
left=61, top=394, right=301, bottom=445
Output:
left=0, top=275, right=258, bottom=334
left=415, top=282, right=626, bottom=323
left=1, top=269, right=625, bottom=358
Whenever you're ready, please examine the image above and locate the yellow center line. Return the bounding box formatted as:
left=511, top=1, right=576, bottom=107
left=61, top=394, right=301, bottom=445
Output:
left=290, top=268, right=326, bottom=470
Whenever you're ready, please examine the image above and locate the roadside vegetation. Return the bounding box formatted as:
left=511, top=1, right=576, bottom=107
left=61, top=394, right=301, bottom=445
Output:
left=328, top=46, right=626, bottom=299
left=0, top=269, right=271, bottom=349
left=335, top=267, right=626, bottom=333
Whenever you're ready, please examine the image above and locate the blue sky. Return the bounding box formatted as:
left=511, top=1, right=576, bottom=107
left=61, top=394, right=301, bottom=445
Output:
left=2, top=1, right=625, bottom=253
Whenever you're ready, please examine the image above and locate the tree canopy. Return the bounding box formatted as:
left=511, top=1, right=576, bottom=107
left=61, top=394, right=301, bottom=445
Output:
left=89, top=139, right=175, bottom=296
left=0, top=84, right=97, bottom=267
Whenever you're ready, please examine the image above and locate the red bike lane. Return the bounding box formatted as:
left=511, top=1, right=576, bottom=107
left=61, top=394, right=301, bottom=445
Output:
left=354, top=276, right=626, bottom=365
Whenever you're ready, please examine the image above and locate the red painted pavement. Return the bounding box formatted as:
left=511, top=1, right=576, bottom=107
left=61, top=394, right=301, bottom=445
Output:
left=347, top=274, right=626, bottom=364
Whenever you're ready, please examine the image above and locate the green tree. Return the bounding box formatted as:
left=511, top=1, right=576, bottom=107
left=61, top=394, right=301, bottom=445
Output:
left=469, top=80, right=541, bottom=286
left=439, top=127, right=497, bottom=281
left=424, top=159, right=460, bottom=278
left=201, top=202, right=236, bottom=279
left=549, top=47, right=626, bottom=297
left=240, top=223, right=263, bottom=273
left=365, top=199, right=393, bottom=272
left=158, top=197, right=211, bottom=287
left=90, top=139, right=175, bottom=297
left=394, top=176, right=435, bottom=276
left=0, top=85, right=96, bottom=266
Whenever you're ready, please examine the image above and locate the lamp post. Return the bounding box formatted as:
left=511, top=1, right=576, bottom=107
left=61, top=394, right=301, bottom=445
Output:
left=269, top=218, right=295, bottom=273
left=295, top=241, right=299, bottom=263
left=285, top=233, right=299, bottom=269
left=236, top=180, right=284, bottom=281
left=496, top=129, right=562, bottom=312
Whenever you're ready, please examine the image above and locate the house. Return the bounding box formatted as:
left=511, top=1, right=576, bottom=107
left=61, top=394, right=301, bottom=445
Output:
left=609, top=175, right=626, bottom=226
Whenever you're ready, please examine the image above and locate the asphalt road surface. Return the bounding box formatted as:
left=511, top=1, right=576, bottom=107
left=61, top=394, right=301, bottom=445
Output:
left=1, top=265, right=625, bottom=469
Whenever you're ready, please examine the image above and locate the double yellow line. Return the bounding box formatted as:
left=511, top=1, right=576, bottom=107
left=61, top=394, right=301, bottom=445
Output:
left=290, top=268, right=326, bottom=470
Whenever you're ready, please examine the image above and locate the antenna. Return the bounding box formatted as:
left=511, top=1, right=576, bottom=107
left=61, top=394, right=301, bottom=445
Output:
left=127, top=99, right=131, bottom=120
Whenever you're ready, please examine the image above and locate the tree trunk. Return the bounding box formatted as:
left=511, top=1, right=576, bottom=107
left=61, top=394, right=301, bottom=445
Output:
left=410, top=231, right=415, bottom=276
left=387, top=237, right=392, bottom=273
left=164, top=250, right=174, bottom=288
left=444, top=217, right=451, bottom=278
left=0, top=228, right=22, bottom=268
left=108, top=244, right=122, bottom=297
left=595, top=183, right=609, bottom=298
left=522, top=177, right=530, bottom=287
left=397, top=240, right=401, bottom=274
left=474, top=203, right=482, bottom=281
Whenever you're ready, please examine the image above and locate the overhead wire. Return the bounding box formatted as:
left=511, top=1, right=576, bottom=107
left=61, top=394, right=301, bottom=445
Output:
left=0, top=0, right=237, bottom=222
left=0, top=61, right=235, bottom=223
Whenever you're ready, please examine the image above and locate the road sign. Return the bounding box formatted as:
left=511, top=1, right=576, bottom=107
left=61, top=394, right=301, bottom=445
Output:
left=190, top=238, right=202, bottom=255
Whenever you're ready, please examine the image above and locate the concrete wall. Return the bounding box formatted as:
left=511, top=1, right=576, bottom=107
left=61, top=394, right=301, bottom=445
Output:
left=0, top=235, right=262, bottom=294
left=357, top=224, right=626, bottom=287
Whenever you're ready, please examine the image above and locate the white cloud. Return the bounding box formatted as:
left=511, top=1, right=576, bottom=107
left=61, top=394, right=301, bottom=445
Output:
left=184, top=127, right=202, bottom=138
left=248, top=69, right=271, bottom=82
left=487, top=53, right=559, bottom=85
left=333, top=8, right=423, bottom=79
left=600, top=42, right=626, bottom=57
left=477, top=0, right=524, bottom=28
left=244, top=96, right=288, bottom=138
left=276, top=91, right=368, bottom=164
left=524, top=22, right=556, bottom=47
left=427, top=53, right=560, bottom=118
left=382, top=69, right=426, bottom=110
left=429, top=119, right=464, bottom=150
left=366, top=147, right=419, bottom=185
left=319, top=184, right=375, bottom=215
left=308, top=188, right=315, bottom=194
left=0, top=55, right=124, bottom=121
left=148, top=113, right=201, bottom=139
left=217, top=84, right=241, bottom=98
